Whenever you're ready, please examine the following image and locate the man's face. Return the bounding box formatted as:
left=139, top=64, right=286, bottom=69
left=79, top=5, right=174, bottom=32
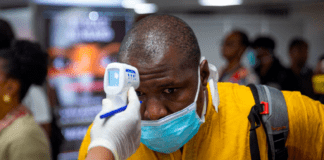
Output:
left=290, top=46, right=308, bottom=67
left=221, top=33, right=243, bottom=60
left=123, top=46, right=206, bottom=121
left=255, top=47, right=272, bottom=65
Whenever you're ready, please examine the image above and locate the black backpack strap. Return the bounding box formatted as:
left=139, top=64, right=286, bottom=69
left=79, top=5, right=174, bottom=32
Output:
left=248, top=84, right=262, bottom=160
left=248, top=84, right=289, bottom=160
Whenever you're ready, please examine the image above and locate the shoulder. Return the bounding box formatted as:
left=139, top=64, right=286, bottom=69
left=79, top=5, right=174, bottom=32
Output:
left=78, top=123, right=93, bottom=160
left=217, top=82, right=255, bottom=113
left=22, top=85, right=46, bottom=105
left=26, top=84, right=46, bottom=96
left=4, top=115, right=49, bottom=144
left=1, top=115, right=51, bottom=159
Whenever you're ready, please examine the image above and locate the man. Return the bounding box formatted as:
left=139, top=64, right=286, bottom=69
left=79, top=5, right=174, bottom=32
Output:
left=79, top=15, right=324, bottom=160
left=220, top=30, right=258, bottom=85
left=252, top=37, right=288, bottom=90
left=282, top=38, right=315, bottom=99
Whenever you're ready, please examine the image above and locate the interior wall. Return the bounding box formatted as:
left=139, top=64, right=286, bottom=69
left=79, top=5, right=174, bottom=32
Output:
left=0, top=7, right=36, bottom=41
left=1, top=6, right=322, bottom=70
left=295, top=11, right=324, bottom=68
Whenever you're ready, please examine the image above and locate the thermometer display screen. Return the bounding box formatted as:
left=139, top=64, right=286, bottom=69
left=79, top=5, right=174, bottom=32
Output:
left=108, top=70, right=119, bottom=86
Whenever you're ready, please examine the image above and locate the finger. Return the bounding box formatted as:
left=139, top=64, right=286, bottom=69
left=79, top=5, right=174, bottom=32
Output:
left=126, top=87, right=141, bottom=112
left=101, top=98, right=116, bottom=113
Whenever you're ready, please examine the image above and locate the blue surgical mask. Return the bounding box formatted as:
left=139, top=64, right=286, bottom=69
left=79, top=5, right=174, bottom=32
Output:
left=140, top=67, right=205, bottom=154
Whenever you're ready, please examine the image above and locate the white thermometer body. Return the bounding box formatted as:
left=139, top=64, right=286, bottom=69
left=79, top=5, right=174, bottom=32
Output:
left=103, top=63, right=140, bottom=110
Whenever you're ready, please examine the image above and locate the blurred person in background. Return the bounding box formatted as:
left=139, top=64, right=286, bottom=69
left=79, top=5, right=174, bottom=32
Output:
left=313, top=55, right=324, bottom=103
left=252, top=36, right=288, bottom=89
left=219, top=30, right=258, bottom=85
left=282, top=38, right=315, bottom=99
left=0, top=18, right=52, bottom=135
left=0, top=19, right=15, bottom=49
left=0, top=40, right=51, bottom=159
left=0, top=18, right=61, bottom=160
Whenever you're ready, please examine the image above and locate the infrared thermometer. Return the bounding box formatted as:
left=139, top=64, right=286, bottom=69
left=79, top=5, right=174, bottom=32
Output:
left=100, top=62, right=140, bottom=119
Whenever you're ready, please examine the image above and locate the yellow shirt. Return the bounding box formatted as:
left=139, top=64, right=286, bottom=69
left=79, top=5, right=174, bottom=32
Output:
left=78, top=82, right=324, bottom=160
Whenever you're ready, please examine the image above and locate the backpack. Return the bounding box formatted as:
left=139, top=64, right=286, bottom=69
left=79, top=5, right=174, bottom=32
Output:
left=247, top=84, right=289, bottom=160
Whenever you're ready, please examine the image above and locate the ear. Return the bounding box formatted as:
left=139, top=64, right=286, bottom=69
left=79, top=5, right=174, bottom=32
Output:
left=3, top=78, right=20, bottom=98
left=200, top=59, right=210, bottom=88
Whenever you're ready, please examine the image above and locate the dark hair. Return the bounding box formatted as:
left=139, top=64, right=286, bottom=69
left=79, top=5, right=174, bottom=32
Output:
left=0, top=19, right=15, bottom=49
left=232, top=30, right=249, bottom=47
left=118, top=14, right=201, bottom=70
left=252, top=36, right=275, bottom=51
left=289, top=38, right=308, bottom=51
left=319, top=54, right=324, bottom=61
left=0, top=40, right=48, bottom=101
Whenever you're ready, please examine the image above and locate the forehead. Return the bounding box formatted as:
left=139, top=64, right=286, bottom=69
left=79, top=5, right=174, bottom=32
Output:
left=225, top=33, right=241, bottom=42
left=291, top=45, right=308, bottom=53
left=121, top=47, right=196, bottom=91
left=126, top=45, right=187, bottom=74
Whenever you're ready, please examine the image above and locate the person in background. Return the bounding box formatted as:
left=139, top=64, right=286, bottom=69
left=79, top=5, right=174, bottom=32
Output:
left=252, top=36, right=288, bottom=89
left=313, top=54, right=324, bottom=103
left=0, top=18, right=59, bottom=159
left=219, top=30, right=258, bottom=85
left=0, top=40, right=51, bottom=159
left=282, top=38, right=315, bottom=99
left=0, top=19, right=15, bottom=49
left=22, top=85, right=52, bottom=136
left=0, top=18, right=52, bottom=135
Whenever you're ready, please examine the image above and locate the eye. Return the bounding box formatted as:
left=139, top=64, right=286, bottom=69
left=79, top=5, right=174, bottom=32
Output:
left=163, top=88, right=176, bottom=94
left=136, top=91, right=144, bottom=97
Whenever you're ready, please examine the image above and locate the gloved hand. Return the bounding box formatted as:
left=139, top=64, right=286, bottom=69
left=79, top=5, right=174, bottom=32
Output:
left=88, top=87, right=141, bottom=160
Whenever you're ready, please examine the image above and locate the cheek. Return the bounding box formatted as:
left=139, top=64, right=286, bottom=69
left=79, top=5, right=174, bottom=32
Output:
left=223, top=47, right=234, bottom=55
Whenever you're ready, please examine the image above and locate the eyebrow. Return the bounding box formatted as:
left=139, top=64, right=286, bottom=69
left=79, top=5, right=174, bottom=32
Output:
left=156, top=79, right=186, bottom=88
left=158, top=82, right=176, bottom=88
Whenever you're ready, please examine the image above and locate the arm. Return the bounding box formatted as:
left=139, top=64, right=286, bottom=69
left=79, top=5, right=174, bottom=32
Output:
left=86, top=147, right=115, bottom=160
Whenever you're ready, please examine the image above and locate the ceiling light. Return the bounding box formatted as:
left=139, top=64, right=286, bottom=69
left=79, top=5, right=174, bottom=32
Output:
left=199, top=0, right=242, bottom=6
left=89, top=11, right=99, bottom=21
left=134, top=3, right=158, bottom=14
left=122, top=0, right=145, bottom=9
left=32, top=0, right=122, bottom=7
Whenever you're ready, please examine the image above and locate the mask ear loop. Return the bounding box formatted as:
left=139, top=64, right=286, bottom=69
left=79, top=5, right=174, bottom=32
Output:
left=198, top=90, right=207, bottom=123
left=196, top=58, right=207, bottom=123
left=200, top=56, right=219, bottom=112
left=193, top=66, right=201, bottom=103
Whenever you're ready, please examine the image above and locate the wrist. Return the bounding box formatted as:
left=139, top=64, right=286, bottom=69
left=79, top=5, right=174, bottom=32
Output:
left=86, top=147, right=115, bottom=160
left=88, top=139, right=120, bottom=160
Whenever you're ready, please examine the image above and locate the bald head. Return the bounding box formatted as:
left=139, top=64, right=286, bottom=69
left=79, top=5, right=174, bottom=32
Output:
left=118, top=15, right=201, bottom=70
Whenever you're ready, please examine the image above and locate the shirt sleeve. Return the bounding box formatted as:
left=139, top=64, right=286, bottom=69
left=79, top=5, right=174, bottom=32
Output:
left=283, top=91, right=324, bottom=159
left=78, top=123, right=93, bottom=160
left=22, top=85, right=52, bottom=124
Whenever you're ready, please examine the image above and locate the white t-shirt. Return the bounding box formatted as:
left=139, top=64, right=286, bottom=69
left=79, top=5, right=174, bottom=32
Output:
left=22, top=85, right=52, bottom=124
